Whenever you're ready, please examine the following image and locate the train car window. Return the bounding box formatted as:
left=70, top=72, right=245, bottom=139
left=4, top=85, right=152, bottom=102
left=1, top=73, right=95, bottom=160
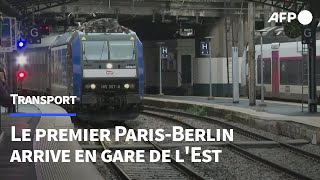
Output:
left=83, top=41, right=109, bottom=61
left=109, top=41, right=134, bottom=61
left=280, top=59, right=302, bottom=85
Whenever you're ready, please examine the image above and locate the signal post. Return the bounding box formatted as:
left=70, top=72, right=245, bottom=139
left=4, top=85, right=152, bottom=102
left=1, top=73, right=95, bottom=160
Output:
left=305, top=20, right=319, bottom=112
left=307, top=1, right=319, bottom=113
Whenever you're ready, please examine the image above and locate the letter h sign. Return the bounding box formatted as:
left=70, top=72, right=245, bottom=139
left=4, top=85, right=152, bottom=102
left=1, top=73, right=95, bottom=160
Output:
left=161, top=46, right=168, bottom=59
left=200, top=40, right=210, bottom=56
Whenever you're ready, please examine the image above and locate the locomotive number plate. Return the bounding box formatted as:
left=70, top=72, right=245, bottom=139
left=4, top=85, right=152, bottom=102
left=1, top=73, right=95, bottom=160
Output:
left=101, top=85, right=121, bottom=89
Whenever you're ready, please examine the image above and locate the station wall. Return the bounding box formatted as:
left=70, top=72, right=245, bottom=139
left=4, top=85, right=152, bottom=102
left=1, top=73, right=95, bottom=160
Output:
left=193, top=57, right=245, bottom=97
left=202, top=15, right=248, bottom=58
left=144, top=38, right=246, bottom=97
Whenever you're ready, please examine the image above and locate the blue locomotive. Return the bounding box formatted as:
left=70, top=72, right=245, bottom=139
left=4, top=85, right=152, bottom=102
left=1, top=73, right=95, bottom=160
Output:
left=21, top=21, right=144, bottom=121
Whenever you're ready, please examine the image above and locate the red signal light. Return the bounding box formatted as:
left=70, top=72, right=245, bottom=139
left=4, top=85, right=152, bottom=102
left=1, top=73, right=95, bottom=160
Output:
left=39, top=25, right=50, bottom=35
left=17, top=70, right=27, bottom=81
left=19, top=72, right=24, bottom=78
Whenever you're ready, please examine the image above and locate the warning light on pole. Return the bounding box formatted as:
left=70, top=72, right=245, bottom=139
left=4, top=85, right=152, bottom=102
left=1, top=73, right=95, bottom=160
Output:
left=17, top=70, right=27, bottom=81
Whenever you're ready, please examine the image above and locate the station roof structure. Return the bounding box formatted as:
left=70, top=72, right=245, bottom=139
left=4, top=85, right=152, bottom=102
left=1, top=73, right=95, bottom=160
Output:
left=1, top=0, right=315, bottom=23
left=1, top=0, right=248, bottom=19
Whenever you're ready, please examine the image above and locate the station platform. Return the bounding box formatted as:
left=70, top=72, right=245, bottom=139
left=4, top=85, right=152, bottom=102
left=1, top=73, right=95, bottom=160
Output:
left=144, top=95, right=320, bottom=144
left=0, top=104, right=103, bottom=180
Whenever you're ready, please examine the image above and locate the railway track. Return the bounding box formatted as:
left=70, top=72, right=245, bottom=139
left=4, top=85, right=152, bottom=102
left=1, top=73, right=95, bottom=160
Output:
left=143, top=106, right=320, bottom=180
left=76, top=122, right=206, bottom=180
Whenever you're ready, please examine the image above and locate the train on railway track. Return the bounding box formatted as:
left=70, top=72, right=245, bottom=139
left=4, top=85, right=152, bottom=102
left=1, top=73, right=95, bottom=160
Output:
left=19, top=19, right=144, bottom=121
left=254, top=27, right=320, bottom=102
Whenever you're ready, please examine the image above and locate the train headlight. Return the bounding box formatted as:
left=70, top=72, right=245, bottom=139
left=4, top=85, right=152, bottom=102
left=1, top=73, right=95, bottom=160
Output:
left=90, top=84, right=96, bottom=90
left=106, top=63, right=113, bottom=69
left=124, top=84, right=130, bottom=89
left=130, top=83, right=135, bottom=89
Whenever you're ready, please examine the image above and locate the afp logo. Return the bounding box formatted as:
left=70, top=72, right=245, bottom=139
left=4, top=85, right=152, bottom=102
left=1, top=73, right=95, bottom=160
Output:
left=268, top=10, right=313, bottom=25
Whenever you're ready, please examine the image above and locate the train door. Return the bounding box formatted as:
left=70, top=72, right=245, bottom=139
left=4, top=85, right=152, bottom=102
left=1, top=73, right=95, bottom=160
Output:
left=271, top=50, right=280, bottom=97
left=181, top=55, right=192, bottom=84
left=180, top=55, right=192, bottom=95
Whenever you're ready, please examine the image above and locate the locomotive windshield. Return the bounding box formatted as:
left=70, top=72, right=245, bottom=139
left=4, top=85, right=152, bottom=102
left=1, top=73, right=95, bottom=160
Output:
left=109, top=41, right=135, bottom=61
left=83, top=41, right=109, bottom=61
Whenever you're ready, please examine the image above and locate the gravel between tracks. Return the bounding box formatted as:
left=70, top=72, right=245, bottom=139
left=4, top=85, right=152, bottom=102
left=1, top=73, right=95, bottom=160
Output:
left=173, top=114, right=255, bottom=141
left=169, top=146, right=295, bottom=180
left=103, top=127, right=146, bottom=146
left=115, top=153, right=190, bottom=180
left=296, top=144, right=320, bottom=156
left=128, top=114, right=298, bottom=179
left=170, top=108, right=293, bottom=142
left=163, top=108, right=320, bottom=159
left=94, top=152, right=119, bottom=180
left=247, top=147, right=320, bottom=179
left=125, top=115, right=189, bottom=144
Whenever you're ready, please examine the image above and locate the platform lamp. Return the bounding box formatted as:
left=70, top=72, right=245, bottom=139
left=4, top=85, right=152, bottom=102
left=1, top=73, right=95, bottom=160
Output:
left=256, top=30, right=268, bottom=107
left=156, top=42, right=165, bottom=96
left=204, top=36, right=214, bottom=100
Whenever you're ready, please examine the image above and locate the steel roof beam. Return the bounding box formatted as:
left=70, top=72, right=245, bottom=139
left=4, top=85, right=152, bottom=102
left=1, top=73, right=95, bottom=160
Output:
left=0, top=0, right=19, bottom=17
left=245, top=0, right=308, bottom=13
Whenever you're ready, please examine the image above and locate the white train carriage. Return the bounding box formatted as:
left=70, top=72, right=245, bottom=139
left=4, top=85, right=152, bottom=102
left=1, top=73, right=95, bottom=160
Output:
left=144, top=27, right=320, bottom=103
left=255, top=32, right=320, bottom=102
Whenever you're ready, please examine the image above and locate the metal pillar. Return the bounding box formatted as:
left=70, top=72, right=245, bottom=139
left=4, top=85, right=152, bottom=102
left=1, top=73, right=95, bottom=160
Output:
left=248, top=2, right=256, bottom=106
left=258, top=31, right=266, bottom=107
left=204, top=37, right=214, bottom=100
left=209, top=39, right=213, bottom=99
left=157, top=42, right=165, bottom=96
left=159, top=45, right=163, bottom=95
left=307, top=20, right=318, bottom=112
left=232, top=47, right=239, bottom=103
left=7, top=52, right=17, bottom=113
left=225, top=18, right=230, bottom=85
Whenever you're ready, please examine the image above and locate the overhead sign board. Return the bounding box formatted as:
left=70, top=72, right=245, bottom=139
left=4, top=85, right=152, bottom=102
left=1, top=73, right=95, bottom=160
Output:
left=302, top=25, right=313, bottom=44
left=0, top=17, right=17, bottom=52
left=200, top=40, right=210, bottom=55
left=28, top=26, right=41, bottom=44
left=161, top=46, right=168, bottom=59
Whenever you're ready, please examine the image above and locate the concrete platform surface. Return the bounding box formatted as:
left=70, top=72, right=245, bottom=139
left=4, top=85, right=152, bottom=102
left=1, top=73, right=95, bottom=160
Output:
left=144, top=95, right=320, bottom=144
left=0, top=106, right=40, bottom=180
left=0, top=104, right=104, bottom=180
left=146, top=95, right=320, bottom=127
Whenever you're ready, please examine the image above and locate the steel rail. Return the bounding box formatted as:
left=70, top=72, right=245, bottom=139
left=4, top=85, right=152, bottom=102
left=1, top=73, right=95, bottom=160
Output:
left=144, top=106, right=320, bottom=161
left=80, top=122, right=204, bottom=180
left=142, top=107, right=316, bottom=180
left=82, top=123, right=131, bottom=180
left=123, top=123, right=206, bottom=180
